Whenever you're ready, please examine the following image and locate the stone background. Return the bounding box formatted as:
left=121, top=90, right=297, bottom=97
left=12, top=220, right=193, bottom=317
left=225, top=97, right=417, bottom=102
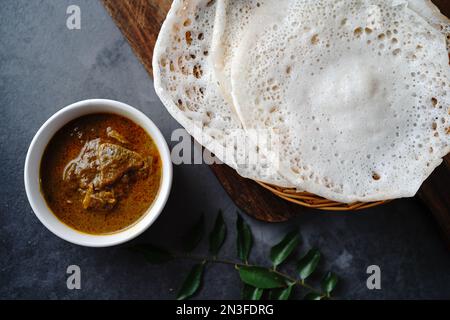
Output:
left=0, top=0, right=449, bottom=299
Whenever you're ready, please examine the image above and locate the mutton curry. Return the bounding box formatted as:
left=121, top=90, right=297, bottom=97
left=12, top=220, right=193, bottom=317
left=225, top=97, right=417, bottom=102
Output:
left=40, top=113, right=162, bottom=234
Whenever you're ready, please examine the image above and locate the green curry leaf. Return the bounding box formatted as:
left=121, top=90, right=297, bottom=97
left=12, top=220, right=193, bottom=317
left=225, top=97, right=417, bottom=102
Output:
left=270, top=230, right=300, bottom=268
left=130, top=244, right=172, bottom=264
left=321, top=271, right=339, bottom=295
left=242, top=284, right=264, bottom=300
left=209, top=210, right=227, bottom=256
left=270, top=284, right=294, bottom=300
left=238, top=265, right=288, bottom=289
left=304, top=292, right=323, bottom=300
left=177, top=263, right=205, bottom=300
left=236, top=213, right=253, bottom=263
left=183, top=213, right=205, bottom=252
left=297, top=248, right=321, bottom=280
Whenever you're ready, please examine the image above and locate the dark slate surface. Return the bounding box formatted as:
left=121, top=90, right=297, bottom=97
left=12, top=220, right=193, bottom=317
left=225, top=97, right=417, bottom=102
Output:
left=0, top=0, right=449, bottom=300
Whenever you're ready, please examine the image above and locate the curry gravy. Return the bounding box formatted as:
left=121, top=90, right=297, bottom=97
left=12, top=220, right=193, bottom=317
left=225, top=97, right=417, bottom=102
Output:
left=40, top=113, right=162, bottom=234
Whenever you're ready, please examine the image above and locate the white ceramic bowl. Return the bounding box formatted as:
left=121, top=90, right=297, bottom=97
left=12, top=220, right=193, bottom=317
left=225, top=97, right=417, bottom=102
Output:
left=24, top=99, right=173, bottom=247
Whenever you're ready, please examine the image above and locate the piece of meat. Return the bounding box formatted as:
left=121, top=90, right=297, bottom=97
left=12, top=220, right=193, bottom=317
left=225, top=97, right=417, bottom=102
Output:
left=106, top=127, right=129, bottom=144
left=94, top=143, right=145, bottom=189
left=82, top=184, right=117, bottom=210
left=63, top=139, right=101, bottom=189
left=62, top=134, right=149, bottom=211
left=113, top=173, right=133, bottom=198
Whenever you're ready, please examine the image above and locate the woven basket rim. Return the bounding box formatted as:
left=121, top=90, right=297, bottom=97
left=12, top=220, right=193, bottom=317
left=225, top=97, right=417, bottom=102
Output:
left=256, top=181, right=389, bottom=211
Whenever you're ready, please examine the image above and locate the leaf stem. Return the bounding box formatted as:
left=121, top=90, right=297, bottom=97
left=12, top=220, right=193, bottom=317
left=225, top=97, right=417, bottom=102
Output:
left=174, top=252, right=321, bottom=294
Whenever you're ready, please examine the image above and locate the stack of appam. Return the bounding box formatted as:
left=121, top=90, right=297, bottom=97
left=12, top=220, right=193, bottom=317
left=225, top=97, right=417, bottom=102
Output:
left=153, top=0, right=449, bottom=203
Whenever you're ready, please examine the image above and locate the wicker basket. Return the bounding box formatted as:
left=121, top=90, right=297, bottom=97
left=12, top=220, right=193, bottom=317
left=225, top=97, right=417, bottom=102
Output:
left=256, top=181, right=389, bottom=211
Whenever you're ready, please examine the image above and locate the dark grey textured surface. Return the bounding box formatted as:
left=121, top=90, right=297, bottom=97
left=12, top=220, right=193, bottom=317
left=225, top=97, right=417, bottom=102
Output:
left=0, top=0, right=449, bottom=300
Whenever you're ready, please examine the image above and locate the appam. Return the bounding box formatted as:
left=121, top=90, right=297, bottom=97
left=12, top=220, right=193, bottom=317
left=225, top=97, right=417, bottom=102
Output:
left=231, top=0, right=450, bottom=202
left=153, top=0, right=291, bottom=186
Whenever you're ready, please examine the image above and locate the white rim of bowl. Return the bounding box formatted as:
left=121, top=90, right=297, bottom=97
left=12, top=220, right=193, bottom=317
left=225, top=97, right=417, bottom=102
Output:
left=24, top=99, right=173, bottom=247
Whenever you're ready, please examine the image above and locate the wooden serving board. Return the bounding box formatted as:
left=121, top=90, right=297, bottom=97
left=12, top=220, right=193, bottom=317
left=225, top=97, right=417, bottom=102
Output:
left=101, top=0, right=450, bottom=241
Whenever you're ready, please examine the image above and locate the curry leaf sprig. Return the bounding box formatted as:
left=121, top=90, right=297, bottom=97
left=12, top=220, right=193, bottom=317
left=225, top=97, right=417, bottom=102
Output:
left=131, top=210, right=339, bottom=300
